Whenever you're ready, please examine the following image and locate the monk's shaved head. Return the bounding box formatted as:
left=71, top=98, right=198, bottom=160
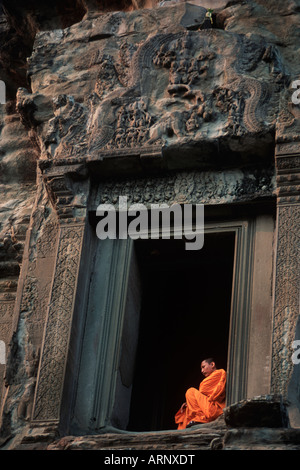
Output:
left=201, top=358, right=216, bottom=377
left=202, top=357, right=215, bottom=365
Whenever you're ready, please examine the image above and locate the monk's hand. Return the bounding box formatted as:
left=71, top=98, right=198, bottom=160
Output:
left=180, top=402, right=187, bottom=413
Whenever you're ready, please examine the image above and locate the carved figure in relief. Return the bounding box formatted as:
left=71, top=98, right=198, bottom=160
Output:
left=185, top=109, right=200, bottom=133
left=153, top=37, right=214, bottom=101
left=17, top=344, right=39, bottom=421
left=14, top=12, right=287, bottom=162
left=82, top=28, right=283, bottom=153
left=106, top=98, right=153, bottom=149
left=43, top=94, right=88, bottom=159
left=95, top=54, right=120, bottom=99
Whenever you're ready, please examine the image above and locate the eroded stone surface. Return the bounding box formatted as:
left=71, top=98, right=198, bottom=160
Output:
left=224, top=395, right=290, bottom=428
left=0, top=0, right=300, bottom=450
left=223, top=428, right=300, bottom=450
left=17, top=2, right=287, bottom=169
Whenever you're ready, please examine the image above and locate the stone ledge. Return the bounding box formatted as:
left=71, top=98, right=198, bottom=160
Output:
left=5, top=417, right=226, bottom=450
left=47, top=418, right=227, bottom=451
left=46, top=429, right=225, bottom=451
left=12, top=425, right=300, bottom=451
left=3, top=413, right=300, bottom=450
left=223, top=428, right=300, bottom=450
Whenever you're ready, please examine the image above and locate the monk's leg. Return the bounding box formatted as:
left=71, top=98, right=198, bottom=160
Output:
left=185, top=387, right=209, bottom=423
left=175, top=387, right=200, bottom=429
left=186, top=388, right=223, bottom=423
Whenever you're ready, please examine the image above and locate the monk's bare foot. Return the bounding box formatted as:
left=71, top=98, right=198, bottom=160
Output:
left=186, top=420, right=201, bottom=428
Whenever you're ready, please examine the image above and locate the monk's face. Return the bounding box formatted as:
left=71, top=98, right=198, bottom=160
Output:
left=201, top=360, right=216, bottom=377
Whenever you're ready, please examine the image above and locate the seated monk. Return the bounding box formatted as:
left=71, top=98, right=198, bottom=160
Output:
left=175, top=357, right=226, bottom=429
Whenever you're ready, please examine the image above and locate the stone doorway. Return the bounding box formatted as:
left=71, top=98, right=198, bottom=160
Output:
left=127, top=233, right=235, bottom=431
left=70, top=215, right=260, bottom=435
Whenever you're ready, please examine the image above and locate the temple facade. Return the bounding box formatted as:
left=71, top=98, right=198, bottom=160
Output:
left=0, top=0, right=299, bottom=450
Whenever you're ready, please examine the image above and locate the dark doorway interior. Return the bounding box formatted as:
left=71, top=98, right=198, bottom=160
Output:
left=127, top=231, right=235, bottom=431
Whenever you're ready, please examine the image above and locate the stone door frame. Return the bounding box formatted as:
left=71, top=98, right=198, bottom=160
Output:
left=84, top=219, right=256, bottom=430
left=24, top=138, right=300, bottom=432
left=30, top=197, right=258, bottom=432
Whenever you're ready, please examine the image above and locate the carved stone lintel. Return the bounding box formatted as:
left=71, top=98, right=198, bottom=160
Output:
left=39, top=145, right=165, bottom=221
left=90, top=167, right=276, bottom=210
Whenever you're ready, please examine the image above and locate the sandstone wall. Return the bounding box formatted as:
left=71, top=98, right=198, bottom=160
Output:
left=0, top=0, right=299, bottom=447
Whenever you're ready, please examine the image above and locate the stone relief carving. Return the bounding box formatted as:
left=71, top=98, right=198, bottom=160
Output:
left=15, top=5, right=287, bottom=168
left=270, top=141, right=300, bottom=400
left=32, top=224, right=84, bottom=422
left=86, top=29, right=283, bottom=153
left=271, top=204, right=300, bottom=397
left=17, top=341, right=40, bottom=421
left=105, top=98, right=154, bottom=149
left=91, top=168, right=275, bottom=209
left=2, top=0, right=299, bottom=442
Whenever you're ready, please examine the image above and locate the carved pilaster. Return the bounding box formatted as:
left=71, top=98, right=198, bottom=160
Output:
left=31, top=222, right=85, bottom=424
left=31, top=161, right=89, bottom=426
left=275, top=142, right=300, bottom=206
left=40, top=160, right=89, bottom=223
left=271, top=142, right=300, bottom=397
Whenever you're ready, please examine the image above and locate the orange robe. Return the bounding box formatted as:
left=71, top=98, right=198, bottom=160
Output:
left=175, top=369, right=226, bottom=430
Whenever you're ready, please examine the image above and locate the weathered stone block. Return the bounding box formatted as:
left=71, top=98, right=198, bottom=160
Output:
left=223, top=428, right=300, bottom=450
left=224, top=395, right=290, bottom=428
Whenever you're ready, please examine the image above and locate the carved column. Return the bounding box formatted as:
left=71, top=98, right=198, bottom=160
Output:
left=271, top=142, right=300, bottom=400
left=31, top=162, right=89, bottom=427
